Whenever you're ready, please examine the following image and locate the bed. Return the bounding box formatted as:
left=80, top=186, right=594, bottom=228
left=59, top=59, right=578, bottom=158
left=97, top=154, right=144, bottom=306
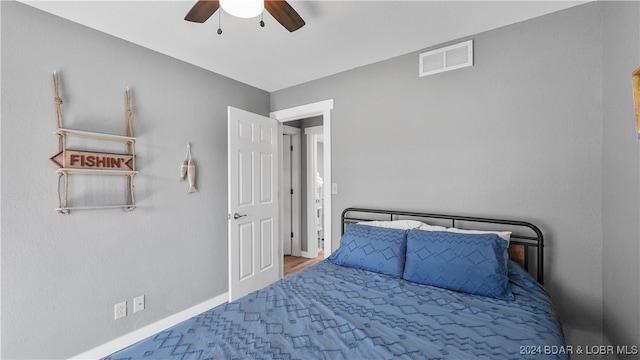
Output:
left=105, top=208, right=567, bottom=359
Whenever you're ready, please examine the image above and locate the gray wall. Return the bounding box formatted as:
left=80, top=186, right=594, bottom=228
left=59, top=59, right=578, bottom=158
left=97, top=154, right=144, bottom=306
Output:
left=272, top=2, right=608, bottom=348
left=602, top=0, right=640, bottom=352
left=1, top=2, right=269, bottom=358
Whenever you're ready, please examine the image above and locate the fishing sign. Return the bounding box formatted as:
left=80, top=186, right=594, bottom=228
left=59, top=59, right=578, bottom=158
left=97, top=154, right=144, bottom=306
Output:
left=50, top=150, right=134, bottom=170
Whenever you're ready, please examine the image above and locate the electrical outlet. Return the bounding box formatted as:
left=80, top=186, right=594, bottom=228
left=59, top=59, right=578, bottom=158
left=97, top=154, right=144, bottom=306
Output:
left=133, top=295, right=145, bottom=313
left=114, top=301, right=127, bottom=320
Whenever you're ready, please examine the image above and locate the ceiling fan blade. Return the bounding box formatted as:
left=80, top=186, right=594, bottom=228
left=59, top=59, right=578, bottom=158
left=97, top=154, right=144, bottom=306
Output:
left=264, top=0, right=305, bottom=32
left=185, top=0, right=220, bottom=23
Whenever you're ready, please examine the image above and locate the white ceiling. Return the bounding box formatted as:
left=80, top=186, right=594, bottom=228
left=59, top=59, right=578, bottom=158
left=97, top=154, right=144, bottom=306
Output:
left=21, top=1, right=586, bottom=92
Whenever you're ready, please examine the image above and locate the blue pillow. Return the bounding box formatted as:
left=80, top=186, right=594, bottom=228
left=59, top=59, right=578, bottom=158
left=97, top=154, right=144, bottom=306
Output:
left=328, top=224, right=408, bottom=277
left=403, top=229, right=514, bottom=300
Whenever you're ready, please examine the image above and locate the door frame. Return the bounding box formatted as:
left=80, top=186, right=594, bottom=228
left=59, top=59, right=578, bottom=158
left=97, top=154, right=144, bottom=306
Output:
left=281, top=125, right=302, bottom=257
left=302, top=125, right=323, bottom=258
left=271, top=99, right=334, bottom=277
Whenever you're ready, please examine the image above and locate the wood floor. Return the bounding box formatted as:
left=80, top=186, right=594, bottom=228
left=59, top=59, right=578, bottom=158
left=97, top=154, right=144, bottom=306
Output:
left=283, top=251, right=324, bottom=277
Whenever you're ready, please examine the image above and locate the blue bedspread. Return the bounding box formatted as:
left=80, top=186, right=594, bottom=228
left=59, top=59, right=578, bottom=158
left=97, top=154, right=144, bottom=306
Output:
left=105, top=260, right=566, bottom=359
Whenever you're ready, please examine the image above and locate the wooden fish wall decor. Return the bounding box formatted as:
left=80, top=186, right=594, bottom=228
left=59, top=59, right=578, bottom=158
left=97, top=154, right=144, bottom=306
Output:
left=180, top=143, right=196, bottom=193
left=633, top=66, right=640, bottom=139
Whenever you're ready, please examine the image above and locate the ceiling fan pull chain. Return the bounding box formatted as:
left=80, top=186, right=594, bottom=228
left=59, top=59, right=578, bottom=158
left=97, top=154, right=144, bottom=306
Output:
left=259, top=11, right=265, bottom=28
left=217, top=10, right=223, bottom=35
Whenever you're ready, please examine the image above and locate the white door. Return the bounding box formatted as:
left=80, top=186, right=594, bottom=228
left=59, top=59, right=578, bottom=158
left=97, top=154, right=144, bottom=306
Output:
left=228, top=106, right=280, bottom=302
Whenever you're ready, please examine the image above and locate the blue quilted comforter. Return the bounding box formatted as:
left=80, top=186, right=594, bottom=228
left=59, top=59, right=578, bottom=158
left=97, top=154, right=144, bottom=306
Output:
left=106, top=260, right=566, bottom=359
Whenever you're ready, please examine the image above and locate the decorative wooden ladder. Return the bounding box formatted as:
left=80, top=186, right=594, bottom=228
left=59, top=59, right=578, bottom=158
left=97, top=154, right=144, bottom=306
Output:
left=51, top=71, right=137, bottom=214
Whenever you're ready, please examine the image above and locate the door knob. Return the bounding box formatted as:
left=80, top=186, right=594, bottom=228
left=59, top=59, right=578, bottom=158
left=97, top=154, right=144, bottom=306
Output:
left=233, top=213, right=247, bottom=219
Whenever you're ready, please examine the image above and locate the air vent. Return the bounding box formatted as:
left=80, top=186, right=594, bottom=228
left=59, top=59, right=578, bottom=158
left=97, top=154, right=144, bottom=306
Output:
left=419, top=40, right=473, bottom=77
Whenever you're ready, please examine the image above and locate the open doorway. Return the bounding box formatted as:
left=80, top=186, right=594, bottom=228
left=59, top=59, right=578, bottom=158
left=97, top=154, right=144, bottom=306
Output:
left=281, top=119, right=324, bottom=272
left=281, top=125, right=301, bottom=257
left=271, top=99, right=334, bottom=278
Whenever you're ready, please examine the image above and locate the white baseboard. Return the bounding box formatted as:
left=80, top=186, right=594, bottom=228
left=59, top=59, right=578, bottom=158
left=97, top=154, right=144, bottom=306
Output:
left=71, top=293, right=228, bottom=360
left=300, top=250, right=322, bottom=259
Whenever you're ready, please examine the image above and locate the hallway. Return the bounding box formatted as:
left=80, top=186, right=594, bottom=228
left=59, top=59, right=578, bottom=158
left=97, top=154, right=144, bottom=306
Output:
left=283, top=251, right=324, bottom=277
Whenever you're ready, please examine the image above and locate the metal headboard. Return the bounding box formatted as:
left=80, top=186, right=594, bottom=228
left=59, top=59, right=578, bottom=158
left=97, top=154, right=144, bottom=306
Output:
left=341, top=207, right=545, bottom=285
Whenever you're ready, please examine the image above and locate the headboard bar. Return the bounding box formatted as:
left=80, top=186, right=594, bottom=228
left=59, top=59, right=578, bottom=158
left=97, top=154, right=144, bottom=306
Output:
left=341, top=207, right=545, bottom=285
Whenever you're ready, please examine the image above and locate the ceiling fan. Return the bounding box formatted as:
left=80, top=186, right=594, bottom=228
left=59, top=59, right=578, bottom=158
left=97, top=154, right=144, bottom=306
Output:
left=185, top=0, right=306, bottom=33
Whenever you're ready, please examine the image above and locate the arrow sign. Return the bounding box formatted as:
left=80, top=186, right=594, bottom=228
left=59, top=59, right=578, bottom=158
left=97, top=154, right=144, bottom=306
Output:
left=50, top=150, right=134, bottom=170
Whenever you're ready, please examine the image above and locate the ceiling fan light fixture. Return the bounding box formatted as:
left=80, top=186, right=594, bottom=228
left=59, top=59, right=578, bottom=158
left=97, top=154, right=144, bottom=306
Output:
left=220, top=0, right=264, bottom=18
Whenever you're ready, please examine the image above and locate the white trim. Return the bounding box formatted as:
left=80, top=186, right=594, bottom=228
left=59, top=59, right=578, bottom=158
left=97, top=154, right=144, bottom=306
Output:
left=281, top=133, right=293, bottom=255
left=271, top=99, right=334, bottom=261
left=305, top=127, right=320, bottom=258
left=321, top=109, right=332, bottom=259
left=300, top=249, right=314, bottom=258
left=281, top=125, right=302, bottom=257
left=70, top=293, right=228, bottom=360
left=270, top=99, right=334, bottom=122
